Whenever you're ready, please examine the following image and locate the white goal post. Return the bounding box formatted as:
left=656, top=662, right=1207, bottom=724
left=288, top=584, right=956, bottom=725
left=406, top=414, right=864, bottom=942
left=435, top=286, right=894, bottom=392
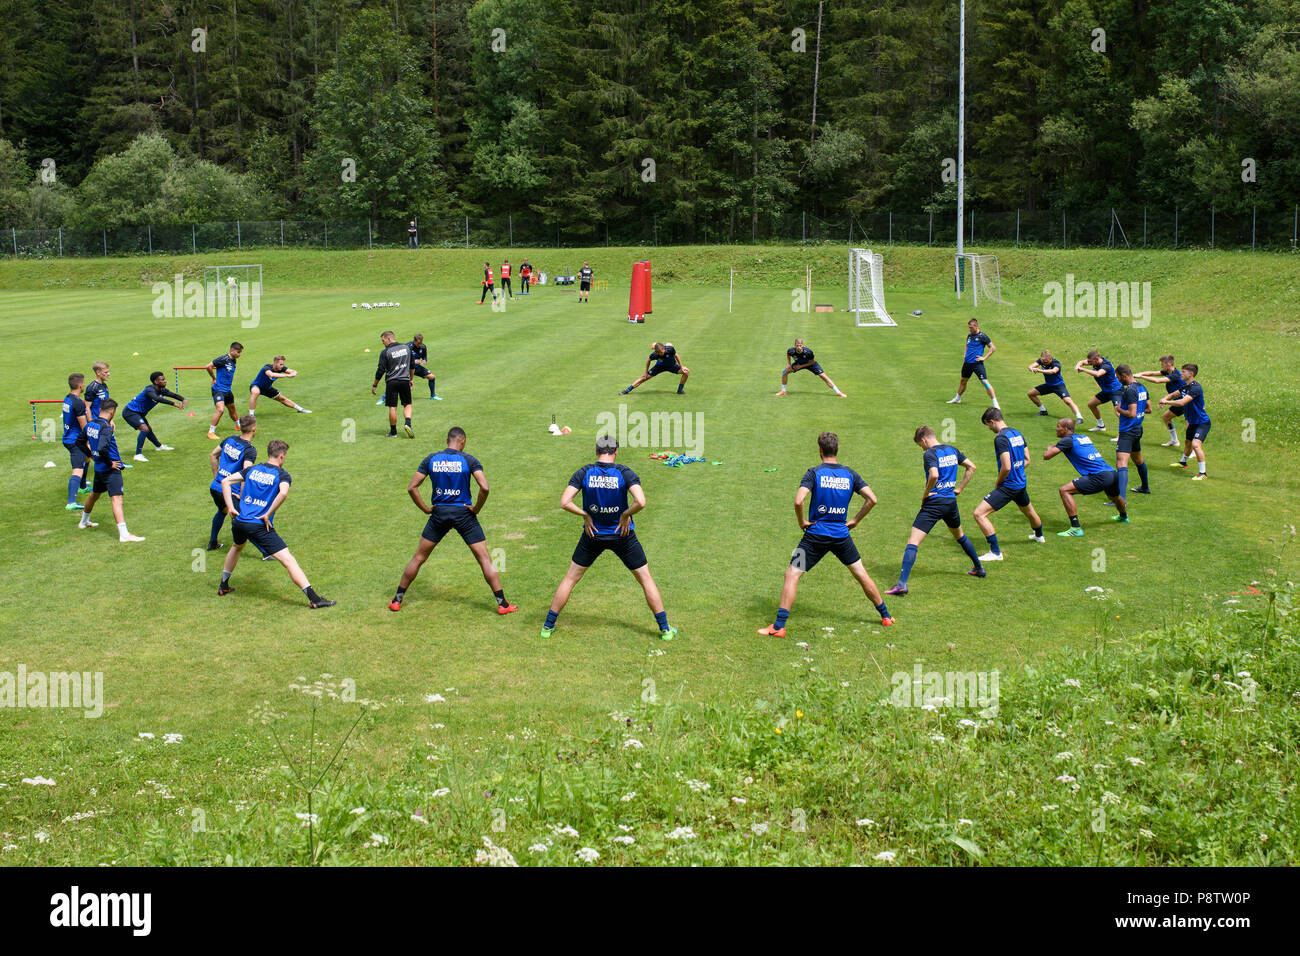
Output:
left=729, top=264, right=811, bottom=313
left=955, top=253, right=1008, bottom=306
left=848, top=248, right=895, bottom=326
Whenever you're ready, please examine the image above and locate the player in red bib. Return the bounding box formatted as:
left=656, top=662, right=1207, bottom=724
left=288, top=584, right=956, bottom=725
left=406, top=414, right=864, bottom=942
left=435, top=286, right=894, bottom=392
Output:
left=520, top=260, right=532, bottom=295
left=479, top=262, right=496, bottom=304
left=500, top=260, right=513, bottom=299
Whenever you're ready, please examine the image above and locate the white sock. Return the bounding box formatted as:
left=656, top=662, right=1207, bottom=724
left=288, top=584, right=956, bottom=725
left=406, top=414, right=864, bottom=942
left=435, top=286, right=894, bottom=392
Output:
left=117, top=522, right=128, bottom=536
left=1095, top=419, right=1105, bottom=427
left=1180, top=455, right=1188, bottom=463
left=79, top=514, right=92, bottom=527
left=1199, top=461, right=1206, bottom=473
left=1168, top=427, right=1177, bottom=440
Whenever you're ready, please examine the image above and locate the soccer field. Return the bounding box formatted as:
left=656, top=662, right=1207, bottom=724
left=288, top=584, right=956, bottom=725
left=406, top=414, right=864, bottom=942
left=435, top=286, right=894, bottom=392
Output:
left=2, top=245, right=1298, bottom=865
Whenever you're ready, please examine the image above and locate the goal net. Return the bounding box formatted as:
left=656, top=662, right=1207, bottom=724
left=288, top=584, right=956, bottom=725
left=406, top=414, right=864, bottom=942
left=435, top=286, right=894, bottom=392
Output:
left=955, top=253, right=1008, bottom=306
left=849, top=248, right=894, bottom=326
left=203, top=264, right=263, bottom=300
left=729, top=264, right=811, bottom=314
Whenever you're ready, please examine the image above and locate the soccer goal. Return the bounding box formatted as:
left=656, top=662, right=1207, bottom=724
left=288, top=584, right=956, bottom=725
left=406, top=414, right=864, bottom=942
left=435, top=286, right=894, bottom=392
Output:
left=848, top=248, right=895, bottom=327
left=203, top=264, right=263, bottom=299
left=729, top=264, right=811, bottom=314
left=955, top=253, right=1009, bottom=307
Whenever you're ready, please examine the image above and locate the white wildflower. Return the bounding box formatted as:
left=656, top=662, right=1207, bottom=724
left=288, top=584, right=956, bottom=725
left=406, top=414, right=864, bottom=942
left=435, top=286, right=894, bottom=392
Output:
left=475, top=837, right=518, bottom=867
left=575, top=847, right=600, bottom=863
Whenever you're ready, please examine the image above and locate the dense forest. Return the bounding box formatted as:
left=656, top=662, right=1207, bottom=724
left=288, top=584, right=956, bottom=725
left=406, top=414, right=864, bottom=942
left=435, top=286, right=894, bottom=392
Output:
left=0, top=0, right=1296, bottom=242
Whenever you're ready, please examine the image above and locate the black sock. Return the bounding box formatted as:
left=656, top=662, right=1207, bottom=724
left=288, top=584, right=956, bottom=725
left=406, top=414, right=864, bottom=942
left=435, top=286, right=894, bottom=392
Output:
left=1118, top=507, right=1127, bottom=519
left=147, top=431, right=162, bottom=448
left=404, top=416, right=411, bottom=426
left=304, top=585, right=321, bottom=603
left=394, top=587, right=406, bottom=602
left=389, top=425, right=397, bottom=435
left=1069, top=515, right=1081, bottom=528
left=220, top=571, right=232, bottom=587
left=494, top=588, right=508, bottom=608
left=429, top=378, right=436, bottom=396
left=1032, top=524, right=1042, bottom=537
left=210, top=510, right=226, bottom=545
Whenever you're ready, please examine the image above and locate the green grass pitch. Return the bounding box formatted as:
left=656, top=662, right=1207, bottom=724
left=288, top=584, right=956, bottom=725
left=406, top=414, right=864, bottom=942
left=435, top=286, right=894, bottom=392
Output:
left=1, top=245, right=1297, bottom=864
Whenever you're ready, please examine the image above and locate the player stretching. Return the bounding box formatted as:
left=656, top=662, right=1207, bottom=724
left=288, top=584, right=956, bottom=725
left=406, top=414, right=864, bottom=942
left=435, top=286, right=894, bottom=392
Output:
left=972, top=408, right=1044, bottom=559
left=61, top=374, right=90, bottom=510
left=218, top=439, right=335, bottom=608
left=621, top=342, right=689, bottom=395
left=947, top=319, right=999, bottom=407
left=776, top=338, right=846, bottom=398
left=123, top=372, right=187, bottom=462
left=79, top=400, right=145, bottom=542
left=578, top=262, right=593, bottom=302
left=479, top=261, right=496, bottom=304
left=1136, top=355, right=1185, bottom=447
left=207, top=414, right=257, bottom=550
left=388, top=426, right=517, bottom=615
left=206, top=342, right=243, bottom=440
left=500, top=259, right=513, bottom=299
left=1074, top=350, right=1121, bottom=432
left=248, top=357, right=311, bottom=415
left=885, top=426, right=985, bottom=595
left=1159, top=363, right=1211, bottom=481
left=408, top=334, right=441, bottom=400
left=1043, top=418, right=1127, bottom=536
left=371, top=331, right=414, bottom=438
left=756, top=432, right=893, bottom=637
left=540, top=435, right=676, bottom=640
left=1114, top=365, right=1151, bottom=498
left=520, top=259, right=532, bottom=295
left=1027, top=350, right=1084, bottom=422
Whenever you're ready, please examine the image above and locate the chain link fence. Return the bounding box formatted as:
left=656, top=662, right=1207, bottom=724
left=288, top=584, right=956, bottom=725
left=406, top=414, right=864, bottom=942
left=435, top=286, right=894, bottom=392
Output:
left=7, top=206, right=1299, bottom=258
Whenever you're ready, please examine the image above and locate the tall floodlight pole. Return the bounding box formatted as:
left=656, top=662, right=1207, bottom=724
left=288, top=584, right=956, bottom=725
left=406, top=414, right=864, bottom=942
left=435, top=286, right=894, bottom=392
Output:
left=956, top=0, right=966, bottom=297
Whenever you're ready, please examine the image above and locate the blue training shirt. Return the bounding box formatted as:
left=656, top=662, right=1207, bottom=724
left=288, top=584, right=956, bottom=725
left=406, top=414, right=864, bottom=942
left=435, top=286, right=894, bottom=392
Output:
left=84, top=417, right=121, bottom=473
left=1118, top=382, right=1148, bottom=433
left=418, top=449, right=484, bottom=507
left=1039, top=360, right=1064, bottom=387
left=211, top=436, right=257, bottom=492
left=1178, top=380, right=1210, bottom=425
left=923, top=444, right=964, bottom=499
left=569, top=462, right=640, bottom=535
left=964, top=332, right=991, bottom=363
left=236, top=462, right=290, bottom=526
left=800, top=463, right=867, bottom=539
left=251, top=364, right=278, bottom=392
left=1096, top=357, right=1120, bottom=393
left=85, top=381, right=109, bottom=418
left=993, top=428, right=1028, bottom=491
left=62, top=393, right=87, bottom=447
left=211, top=353, right=237, bottom=392
left=1056, top=434, right=1112, bottom=476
